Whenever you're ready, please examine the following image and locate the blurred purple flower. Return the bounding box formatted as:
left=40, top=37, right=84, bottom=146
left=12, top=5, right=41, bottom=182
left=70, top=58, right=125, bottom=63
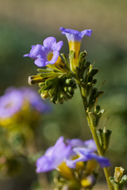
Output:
left=0, top=87, right=51, bottom=119
left=36, top=137, right=71, bottom=172
left=21, top=87, right=51, bottom=112
left=0, top=88, right=23, bottom=119
left=36, top=137, right=110, bottom=173
left=24, top=37, right=63, bottom=67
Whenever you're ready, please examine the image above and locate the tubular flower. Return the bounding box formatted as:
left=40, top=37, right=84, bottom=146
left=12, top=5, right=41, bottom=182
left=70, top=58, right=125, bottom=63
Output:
left=24, top=37, right=63, bottom=67
left=36, top=137, right=110, bottom=174
left=60, top=27, right=92, bottom=71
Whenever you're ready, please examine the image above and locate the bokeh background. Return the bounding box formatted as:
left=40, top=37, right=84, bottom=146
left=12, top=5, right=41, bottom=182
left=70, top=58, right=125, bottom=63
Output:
left=0, top=0, right=127, bottom=189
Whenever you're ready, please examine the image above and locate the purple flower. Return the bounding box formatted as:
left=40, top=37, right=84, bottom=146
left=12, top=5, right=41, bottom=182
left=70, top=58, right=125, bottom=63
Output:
left=0, top=88, right=23, bottom=119
left=0, top=87, right=51, bottom=119
left=66, top=147, right=110, bottom=168
left=36, top=137, right=71, bottom=172
left=60, top=27, right=92, bottom=71
left=20, top=87, right=51, bottom=113
left=36, top=137, right=110, bottom=173
left=60, top=27, right=92, bottom=42
left=24, top=37, right=63, bottom=67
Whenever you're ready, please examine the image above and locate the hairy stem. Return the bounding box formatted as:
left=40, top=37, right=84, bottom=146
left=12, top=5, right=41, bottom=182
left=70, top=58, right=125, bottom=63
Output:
left=79, top=85, right=113, bottom=190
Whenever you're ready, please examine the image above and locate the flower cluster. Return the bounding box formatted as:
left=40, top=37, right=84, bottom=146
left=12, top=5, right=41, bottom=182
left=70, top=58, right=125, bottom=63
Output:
left=24, top=37, right=63, bottom=67
left=25, top=27, right=92, bottom=104
left=25, top=27, right=127, bottom=190
left=36, top=137, right=110, bottom=189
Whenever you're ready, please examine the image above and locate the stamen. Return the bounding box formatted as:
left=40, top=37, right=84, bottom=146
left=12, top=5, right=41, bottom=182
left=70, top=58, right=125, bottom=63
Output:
left=47, top=52, right=53, bottom=61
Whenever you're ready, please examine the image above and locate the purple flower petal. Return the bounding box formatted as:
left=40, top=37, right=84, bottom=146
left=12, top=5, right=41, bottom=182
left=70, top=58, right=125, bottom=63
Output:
left=24, top=53, right=29, bottom=57
left=0, top=88, right=23, bottom=119
left=34, top=57, right=46, bottom=67
left=80, top=29, right=92, bottom=38
left=53, top=41, right=63, bottom=51
left=70, top=147, right=111, bottom=168
left=66, top=139, right=96, bottom=152
left=24, top=44, right=43, bottom=59
left=36, top=155, right=54, bottom=173
left=60, top=27, right=79, bottom=35
left=84, top=139, right=97, bottom=152
left=93, top=155, right=111, bottom=168
left=60, top=27, right=92, bottom=42
left=36, top=137, right=71, bottom=173
left=43, top=37, right=56, bottom=48
left=67, top=139, right=85, bottom=147
left=24, top=37, right=63, bottom=67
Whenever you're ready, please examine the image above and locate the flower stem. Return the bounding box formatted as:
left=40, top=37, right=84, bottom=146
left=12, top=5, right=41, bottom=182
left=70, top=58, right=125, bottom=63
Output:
left=79, top=85, right=113, bottom=190
left=114, top=183, right=120, bottom=190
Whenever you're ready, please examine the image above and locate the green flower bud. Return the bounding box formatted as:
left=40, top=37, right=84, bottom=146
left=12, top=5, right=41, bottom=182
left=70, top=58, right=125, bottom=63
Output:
left=97, top=128, right=112, bottom=152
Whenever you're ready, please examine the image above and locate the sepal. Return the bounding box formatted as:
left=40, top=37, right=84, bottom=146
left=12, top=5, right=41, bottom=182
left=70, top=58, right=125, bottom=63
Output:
left=28, top=57, right=77, bottom=104
left=97, top=128, right=112, bottom=152
left=76, top=52, right=102, bottom=111
left=87, top=105, right=104, bottom=127
left=88, top=88, right=103, bottom=109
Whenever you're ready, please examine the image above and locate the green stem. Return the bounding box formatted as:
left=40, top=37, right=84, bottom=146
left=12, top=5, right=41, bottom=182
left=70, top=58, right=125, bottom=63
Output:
left=79, top=85, right=113, bottom=190
left=114, top=183, right=120, bottom=190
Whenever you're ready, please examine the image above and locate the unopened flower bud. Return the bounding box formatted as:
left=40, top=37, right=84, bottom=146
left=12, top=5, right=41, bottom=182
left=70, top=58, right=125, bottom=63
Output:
left=114, top=167, right=124, bottom=183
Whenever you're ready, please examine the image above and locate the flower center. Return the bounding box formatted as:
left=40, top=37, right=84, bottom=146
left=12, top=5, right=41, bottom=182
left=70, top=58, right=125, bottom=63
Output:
left=47, top=52, right=53, bottom=61
left=5, top=102, right=13, bottom=109
left=57, top=162, right=73, bottom=179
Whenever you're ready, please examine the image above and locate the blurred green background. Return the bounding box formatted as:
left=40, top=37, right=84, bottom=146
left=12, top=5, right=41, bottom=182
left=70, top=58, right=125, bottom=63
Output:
left=0, top=0, right=127, bottom=189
